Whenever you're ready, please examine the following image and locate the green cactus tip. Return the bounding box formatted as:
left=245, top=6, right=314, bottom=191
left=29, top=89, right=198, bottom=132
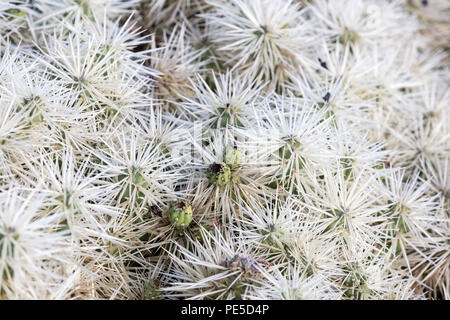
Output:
left=206, top=162, right=231, bottom=187
left=168, top=201, right=194, bottom=228
left=143, top=280, right=162, bottom=300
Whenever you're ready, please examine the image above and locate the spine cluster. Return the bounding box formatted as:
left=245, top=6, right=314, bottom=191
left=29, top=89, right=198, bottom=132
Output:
left=0, top=0, right=448, bottom=300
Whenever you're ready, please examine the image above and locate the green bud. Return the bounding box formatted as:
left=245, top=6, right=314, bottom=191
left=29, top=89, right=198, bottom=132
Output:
left=168, top=201, right=194, bottom=228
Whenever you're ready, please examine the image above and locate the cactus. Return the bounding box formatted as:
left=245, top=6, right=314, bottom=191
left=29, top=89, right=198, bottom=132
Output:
left=168, top=201, right=194, bottom=228
left=206, top=163, right=232, bottom=187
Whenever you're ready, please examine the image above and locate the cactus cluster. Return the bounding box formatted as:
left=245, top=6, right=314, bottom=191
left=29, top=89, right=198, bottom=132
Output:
left=168, top=201, right=194, bottom=228
left=0, top=0, right=448, bottom=300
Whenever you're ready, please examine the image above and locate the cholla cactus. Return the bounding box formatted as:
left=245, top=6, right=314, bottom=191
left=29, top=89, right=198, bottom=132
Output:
left=168, top=201, right=194, bottom=228
left=0, top=0, right=448, bottom=300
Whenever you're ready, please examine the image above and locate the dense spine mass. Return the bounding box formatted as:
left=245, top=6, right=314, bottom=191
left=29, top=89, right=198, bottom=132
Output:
left=0, top=0, right=448, bottom=300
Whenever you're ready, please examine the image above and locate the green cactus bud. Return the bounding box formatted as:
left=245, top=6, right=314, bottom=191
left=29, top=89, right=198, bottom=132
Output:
left=224, top=147, right=241, bottom=167
left=206, top=163, right=231, bottom=187
left=278, top=137, right=301, bottom=159
left=168, top=201, right=194, bottom=228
